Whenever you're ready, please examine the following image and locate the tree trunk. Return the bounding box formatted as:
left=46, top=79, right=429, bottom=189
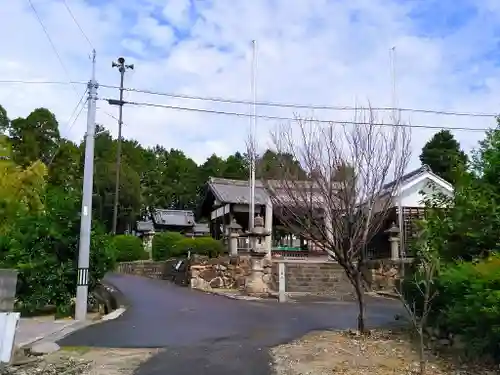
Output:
left=418, top=327, right=426, bottom=375
left=354, top=271, right=366, bottom=333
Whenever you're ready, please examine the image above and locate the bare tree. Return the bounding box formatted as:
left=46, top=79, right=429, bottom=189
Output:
left=264, top=108, right=411, bottom=333
left=396, top=235, right=440, bottom=375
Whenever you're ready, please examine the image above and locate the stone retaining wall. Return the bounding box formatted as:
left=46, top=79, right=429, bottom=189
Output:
left=189, top=255, right=276, bottom=292
left=117, top=257, right=409, bottom=298
left=283, top=261, right=354, bottom=298
left=116, top=261, right=166, bottom=279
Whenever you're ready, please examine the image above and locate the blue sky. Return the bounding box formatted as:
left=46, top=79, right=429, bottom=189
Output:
left=1, top=0, right=500, bottom=168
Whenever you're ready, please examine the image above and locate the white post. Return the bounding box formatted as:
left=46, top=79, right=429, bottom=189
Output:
left=278, top=262, right=286, bottom=302
left=0, top=312, right=20, bottom=364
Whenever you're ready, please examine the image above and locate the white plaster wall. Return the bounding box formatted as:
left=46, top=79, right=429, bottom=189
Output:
left=399, top=178, right=453, bottom=207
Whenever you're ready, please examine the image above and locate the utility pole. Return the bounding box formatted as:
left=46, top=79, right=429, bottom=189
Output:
left=111, top=57, right=134, bottom=235
left=75, top=49, right=98, bottom=322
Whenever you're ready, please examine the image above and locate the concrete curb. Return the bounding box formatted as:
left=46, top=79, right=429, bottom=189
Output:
left=201, top=289, right=270, bottom=302
left=15, top=320, right=82, bottom=349
left=15, top=281, right=128, bottom=352
left=369, top=291, right=400, bottom=300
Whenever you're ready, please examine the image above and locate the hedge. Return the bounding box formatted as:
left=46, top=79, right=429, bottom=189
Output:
left=403, top=254, right=500, bottom=360
left=113, top=235, right=149, bottom=262
left=152, top=231, right=185, bottom=261
left=152, top=231, right=224, bottom=260
left=174, top=237, right=224, bottom=258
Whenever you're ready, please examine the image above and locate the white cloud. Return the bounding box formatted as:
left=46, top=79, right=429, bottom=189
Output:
left=0, top=0, right=498, bottom=169
left=161, top=0, right=192, bottom=28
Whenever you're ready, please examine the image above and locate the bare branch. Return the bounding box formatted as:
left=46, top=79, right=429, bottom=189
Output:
left=262, top=107, right=411, bottom=332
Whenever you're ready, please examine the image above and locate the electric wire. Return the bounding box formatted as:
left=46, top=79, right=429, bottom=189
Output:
left=101, top=98, right=491, bottom=132
left=47, top=89, right=88, bottom=166
left=99, top=84, right=500, bottom=119
left=61, top=0, right=94, bottom=50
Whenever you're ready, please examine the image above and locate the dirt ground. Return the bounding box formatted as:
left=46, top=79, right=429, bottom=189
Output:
left=271, top=329, right=498, bottom=375
left=3, top=347, right=159, bottom=375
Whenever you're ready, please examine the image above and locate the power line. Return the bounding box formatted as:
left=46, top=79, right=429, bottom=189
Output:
left=101, top=98, right=491, bottom=132
left=0, top=79, right=86, bottom=86
left=61, top=0, right=94, bottom=50
left=2, top=79, right=498, bottom=119
left=99, top=84, right=500, bottom=119
left=47, top=88, right=88, bottom=166
left=27, top=0, right=75, bottom=87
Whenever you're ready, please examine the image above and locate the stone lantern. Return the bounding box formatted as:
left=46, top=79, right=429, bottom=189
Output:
left=244, top=214, right=271, bottom=297
left=385, top=222, right=400, bottom=260
left=227, top=218, right=242, bottom=257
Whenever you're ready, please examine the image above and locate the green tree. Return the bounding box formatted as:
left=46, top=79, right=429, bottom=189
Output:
left=224, top=152, right=248, bottom=179
left=0, top=136, right=47, bottom=233
left=0, top=187, right=116, bottom=315
left=9, top=108, right=61, bottom=166
left=419, top=130, right=467, bottom=185
left=472, top=123, right=500, bottom=189
left=256, top=149, right=307, bottom=179
left=48, top=139, right=81, bottom=189
left=0, top=104, right=9, bottom=133
left=199, top=154, right=226, bottom=182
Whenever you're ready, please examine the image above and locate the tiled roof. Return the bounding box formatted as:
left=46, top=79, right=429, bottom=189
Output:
left=382, top=165, right=431, bottom=191
left=208, top=177, right=270, bottom=205
left=151, top=209, right=195, bottom=227
left=207, top=177, right=324, bottom=205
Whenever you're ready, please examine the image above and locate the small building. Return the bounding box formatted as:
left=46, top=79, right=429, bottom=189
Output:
left=199, top=166, right=453, bottom=259
left=136, top=208, right=209, bottom=238
left=198, top=177, right=325, bottom=254
left=151, top=209, right=196, bottom=231
left=367, top=164, right=454, bottom=258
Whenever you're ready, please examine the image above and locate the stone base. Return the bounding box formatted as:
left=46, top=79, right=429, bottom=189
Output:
left=244, top=277, right=270, bottom=297
left=244, top=255, right=270, bottom=297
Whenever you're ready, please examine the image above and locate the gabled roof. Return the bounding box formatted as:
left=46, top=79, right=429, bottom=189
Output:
left=207, top=177, right=270, bottom=205
left=383, top=165, right=453, bottom=195
left=151, top=209, right=195, bottom=227
left=206, top=177, right=325, bottom=206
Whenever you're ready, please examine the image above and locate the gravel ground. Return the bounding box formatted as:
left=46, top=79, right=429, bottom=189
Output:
left=271, top=329, right=499, bottom=375
left=1, top=348, right=158, bottom=375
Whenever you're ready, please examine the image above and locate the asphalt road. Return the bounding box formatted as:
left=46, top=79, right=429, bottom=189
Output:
left=59, top=273, right=404, bottom=375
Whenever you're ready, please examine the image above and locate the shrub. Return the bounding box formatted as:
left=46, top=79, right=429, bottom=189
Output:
left=403, top=254, right=500, bottom=360
left=174, top=236, right=224, bottom=258
left=113, top=235, right=149, bottom=262
left=0, top=187, right=117, bottom=316
left=152, top=231, right=185, bottom=260
left=437, top=256, right=500, bottom=358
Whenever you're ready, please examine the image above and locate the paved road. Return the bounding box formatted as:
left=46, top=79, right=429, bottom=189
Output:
left=59, top=273, right=404, bottom=375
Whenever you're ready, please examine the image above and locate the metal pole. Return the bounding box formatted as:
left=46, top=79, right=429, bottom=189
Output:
left=75, top=49, right=98, bottom=322
left=249, top=40, right=257, bottom=231
left=391, top=46, right=405, bottom=259
left=111, top=68, right=124, bottom=235
left=111, top=57, right=134, bottom=235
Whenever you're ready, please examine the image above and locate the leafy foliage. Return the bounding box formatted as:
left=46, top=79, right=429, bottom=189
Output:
left=174, top=237, right=224, bottom=258
left=152, top=232, right=224, bottom=259
left=152, top=231, right=186, bottom=260
left=419, top=129, right=468, bottom=185
left=0, top=136, right=47, bottom=233
left=0, top=187, right=116, bottom=316
left=9, top=108, right=61, bottom=166
left=405, top=255, right=500, bottom=360
left=113, top=235, right=149, bottom=262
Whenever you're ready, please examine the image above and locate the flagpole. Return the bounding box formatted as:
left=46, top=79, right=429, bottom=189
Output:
left=249, top=40, right=257, bottom=231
